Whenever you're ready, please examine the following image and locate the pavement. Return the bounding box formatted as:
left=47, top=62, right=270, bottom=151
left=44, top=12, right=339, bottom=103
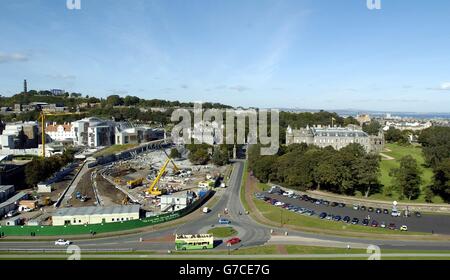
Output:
left=3, top=160, right=450, bottom=254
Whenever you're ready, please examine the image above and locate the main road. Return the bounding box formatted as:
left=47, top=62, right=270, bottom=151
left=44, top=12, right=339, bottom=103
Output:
left=2, top=160, right=450, bottom=253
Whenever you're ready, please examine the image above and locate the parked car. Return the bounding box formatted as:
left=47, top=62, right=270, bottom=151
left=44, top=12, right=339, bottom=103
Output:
left=362, top=219, right=369, bottom=226
left=343, top=216, right=351, bottom=223
left=331, top=202, right=338, bottom=207
left=388, top=223, right=396, bottom=230
left=375, top=208, right=382, bottom=214
left=380, top=222, right=386, bottom=228
left=325, top=214, right=333, bottom=220
left=414, top=212, right=422, bottom=218
left=338, top=203, right=346, bottom=208
left=383, top=209, right=389, bottom=215
left=360, top=206, right=367, bottom=211
left=351, top=218, right=359, bottom=225
left=315, top=200, right=321, bottom=205
left=353, top=205, right=360, bottom=210
left=371, top=220, right=379, bottom=227
left=55, top=239, right=72, bottom=246
left=333, top=215, right=342, bottom=222
left=306, top=210, right=315, bottom=216
left=391, top=211, right=401, bottom=217
left=400, top=225, right=408, bottom=231
left=226, top=237, right=241, bottom=245
left=323, top=200, right=330, bottom=206
left=368, top=207, right=374, bottom=212
left=319, top=212, right=327, bottom=219
left=6, top=210, right=17, bottom=218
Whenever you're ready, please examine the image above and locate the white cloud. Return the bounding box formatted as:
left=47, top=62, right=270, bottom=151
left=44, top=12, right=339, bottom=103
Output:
left=0, top=52, right=29, bottom=63
left=440, top=82, right=450, bottom=91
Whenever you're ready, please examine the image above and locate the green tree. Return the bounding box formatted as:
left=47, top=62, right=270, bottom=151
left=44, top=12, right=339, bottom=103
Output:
left=390, top=155, right=422, bottom=200
left=362, top=121, right=382, bottom=136
left=432, top=158, right=450, bottom=202
left=211, top=145, right=230, bottom=166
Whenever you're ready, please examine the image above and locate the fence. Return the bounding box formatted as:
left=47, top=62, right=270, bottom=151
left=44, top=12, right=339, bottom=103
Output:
left=0, top=190, right=212, bottom=237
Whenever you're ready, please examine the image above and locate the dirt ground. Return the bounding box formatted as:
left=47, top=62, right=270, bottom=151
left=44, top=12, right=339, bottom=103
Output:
left=96, top=174, right=127, bottom=206
left=67, top=169, right=96, bottom=207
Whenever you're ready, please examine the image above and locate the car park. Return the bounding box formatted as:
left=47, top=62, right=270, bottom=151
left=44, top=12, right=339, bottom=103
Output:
left=55, top=239, right=72, bottom=246
left=351, top=218, right=359, bottom=225
left=362, top=219, right=369, bottom=226
left=319, top=212, right=327, bottom=219
left=343, top=216, right=351, bottom=223
left=400, top=225, right=408, bottom=231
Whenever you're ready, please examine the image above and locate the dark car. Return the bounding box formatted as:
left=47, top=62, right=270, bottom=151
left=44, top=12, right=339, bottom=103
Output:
left=319, top=212, right=327, bottom=219
left=351, top=218, right=359, bottom=225
left=375, top=208, right=382, bottom=214
left=331, top=202, right=338, bottom=207
left=371, top=220, right=379, bottom=227
left=333, top=215, right=342, bottom=222
left=383, top=209, right=389, bottom=215
left=368, top=207, right=374, bottom=212
left=338, top=203, right=346, bottom=208
left=415, top=212, right=422, bottom=218
left=360, top=206, right=367, bottom=211
left=388, top=223, right=396, bottom=230
left=323, top=200, right=330, bottom=206
left=362, top=219, right=369, bottom=226
left=343, top=216, right=351, bottom=223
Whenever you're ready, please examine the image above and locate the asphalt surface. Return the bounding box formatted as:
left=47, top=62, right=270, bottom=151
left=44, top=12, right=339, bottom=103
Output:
left=263, top=193, right=450, bottom=235
left=2, top=160, right=450, bottom=254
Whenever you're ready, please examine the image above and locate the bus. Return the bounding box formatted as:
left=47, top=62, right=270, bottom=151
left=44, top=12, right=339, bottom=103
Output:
left=175, top=234, right=214, bottom=251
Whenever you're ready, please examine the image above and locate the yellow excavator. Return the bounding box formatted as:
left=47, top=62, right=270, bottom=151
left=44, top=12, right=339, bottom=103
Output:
left=147, top=152, right=180, bottom=196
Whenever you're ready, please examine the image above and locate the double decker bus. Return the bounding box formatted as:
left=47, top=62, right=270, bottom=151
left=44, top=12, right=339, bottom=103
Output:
left=175, top=234, right=214, bottom=251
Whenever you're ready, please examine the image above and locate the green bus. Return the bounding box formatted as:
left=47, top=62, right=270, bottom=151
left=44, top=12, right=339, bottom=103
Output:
left=175, top=234, right=214, bottom=250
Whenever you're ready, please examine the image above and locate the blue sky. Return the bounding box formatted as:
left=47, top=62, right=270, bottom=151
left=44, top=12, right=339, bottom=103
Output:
left=1, top=0, right=450, bottom=112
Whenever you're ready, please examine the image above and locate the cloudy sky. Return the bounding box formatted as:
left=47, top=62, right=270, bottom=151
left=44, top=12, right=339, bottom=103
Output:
left=1, top=0, right=450, bottom=112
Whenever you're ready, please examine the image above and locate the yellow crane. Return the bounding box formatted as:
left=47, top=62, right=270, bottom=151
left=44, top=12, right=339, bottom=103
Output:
left=38, top=111, right=83, bottom=157
left=147, top=153, right=180, bottom=196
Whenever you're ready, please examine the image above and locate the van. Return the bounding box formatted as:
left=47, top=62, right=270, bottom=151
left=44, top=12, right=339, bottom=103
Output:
left=203, top=207, right=210, bottom=214
left=218, top=218, right=231, bottom=225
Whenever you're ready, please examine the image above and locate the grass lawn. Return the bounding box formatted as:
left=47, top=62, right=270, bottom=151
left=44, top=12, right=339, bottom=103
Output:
left=253, top=195, right=428, bottom=236
left=358, top=143, right=441, bottom=203
left=94, top=144, right=139, bottom=158
left=207, top=227, right=238, bottom=238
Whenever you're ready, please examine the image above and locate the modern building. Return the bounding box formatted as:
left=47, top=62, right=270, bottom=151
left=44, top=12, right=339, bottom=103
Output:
left=382, top=121, right=432, bottom=132
left=286, top=125, right=384, bottom=153
left=0, top=185, right=14, bottom=203
left=0, top=121, right=39, bottom=149
left=115, top=123, right=165, bottom=145
left=0, top=191, right=28, bottom=217
left=71, top=117, right=115, bottom=147
left=52, top=205, right=141, bottom=226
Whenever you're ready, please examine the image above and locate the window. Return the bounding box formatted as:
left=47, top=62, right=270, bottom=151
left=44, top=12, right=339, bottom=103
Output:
left=112, top=218, right=115, bottom=221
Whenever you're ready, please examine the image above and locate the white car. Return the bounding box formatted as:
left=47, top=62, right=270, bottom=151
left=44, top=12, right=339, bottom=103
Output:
left=55, top=239, right=72, bottom=246
left=274, top=202, right=284, bottom=206
left=391, top=211, right=401, bottom=217
left=400, top=225, right=408, bottom=232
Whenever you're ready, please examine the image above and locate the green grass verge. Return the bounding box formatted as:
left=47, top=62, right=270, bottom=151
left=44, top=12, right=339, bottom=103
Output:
left=207, top=227, right=238, bottom=238
left=94, top=144, right=139, bottom=158
left=240, top=161, right=250, bottom=212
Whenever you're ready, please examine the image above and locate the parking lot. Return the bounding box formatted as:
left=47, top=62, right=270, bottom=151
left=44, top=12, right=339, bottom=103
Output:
left=257, top=191, right=450, bottom=235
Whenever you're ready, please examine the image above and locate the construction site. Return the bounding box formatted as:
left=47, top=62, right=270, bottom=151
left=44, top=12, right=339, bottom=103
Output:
left=1, top=143, right=228, bottom=227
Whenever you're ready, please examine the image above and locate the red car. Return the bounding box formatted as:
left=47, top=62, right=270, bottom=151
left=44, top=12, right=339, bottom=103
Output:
left=226, top=237, right=241, bottom=245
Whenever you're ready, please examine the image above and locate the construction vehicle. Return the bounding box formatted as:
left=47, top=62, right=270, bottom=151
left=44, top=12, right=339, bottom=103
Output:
left=38, top=111, right=84, bottom=157
left=147, top=153, right=180, bottom=196
left=127, top=178, right=144, bottom=189
left=41, top=197, right=52, bottom=206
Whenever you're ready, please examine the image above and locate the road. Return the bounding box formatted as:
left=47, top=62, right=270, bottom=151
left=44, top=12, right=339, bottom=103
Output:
left=59, top=161, right=90, bottom=207
left=2, top=160, right=450, bottom=254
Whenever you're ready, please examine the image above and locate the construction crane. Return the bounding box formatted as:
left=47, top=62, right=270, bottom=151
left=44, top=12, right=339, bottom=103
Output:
left=38, top=111, right=83, bottom=157
left=147, top=152, right=180, bottom=196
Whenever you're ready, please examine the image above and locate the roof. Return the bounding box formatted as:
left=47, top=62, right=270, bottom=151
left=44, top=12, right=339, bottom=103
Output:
left=0, top=191, right=28, bottom=209
left=46, top=124, right=72, bottom=132
left=0, top=185, right=14, bottom=192
left=53, top=205, right=140, bottom=217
